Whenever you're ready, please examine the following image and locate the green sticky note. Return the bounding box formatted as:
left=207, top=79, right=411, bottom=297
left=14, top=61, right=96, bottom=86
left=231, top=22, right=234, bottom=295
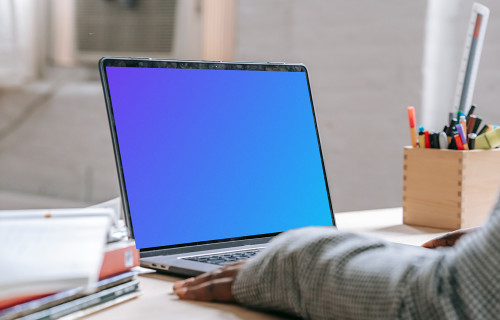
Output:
left=476, top=128, right=500, bottom=149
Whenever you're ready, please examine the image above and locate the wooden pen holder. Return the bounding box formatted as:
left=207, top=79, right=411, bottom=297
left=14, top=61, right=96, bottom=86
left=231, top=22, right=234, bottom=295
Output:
left=403, top=147, right=500, bottom=230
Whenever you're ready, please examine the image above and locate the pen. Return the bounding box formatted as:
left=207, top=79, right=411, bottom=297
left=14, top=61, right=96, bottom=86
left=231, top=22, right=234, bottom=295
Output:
left=467, top=115, right=477, bottom=134
left=447, top=119, right=457, bottom=144
left=449, top=136, right=458, bottom=149
left=468, top=133, right=477, bottom=150
left=456, top=123, right=469, bottom=150
left=457, top=111, right=466, bottom=123
left=418, top=127, right=425, bottom=148
left=407, top=107, right=418, bottom=148
left=439, top=132, right=448, bottom=149
left=429, top=132, right=436, bottom=148
left=454, top=134, right=465, bottom=150
left=472, top=116, right=482, bottom=134
left=459, top=115, right=467, bottom=139
left=432, top=132, right=440, bottom=148
left=477, top=124, right=489, bottom=135
left=424, top=130, right=431, bottom=148
left=466, top=104, right=476, bottom=123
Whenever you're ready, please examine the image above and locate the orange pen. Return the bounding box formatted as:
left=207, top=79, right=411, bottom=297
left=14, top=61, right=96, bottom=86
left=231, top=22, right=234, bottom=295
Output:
left=407, top=106, right=418, bottom=148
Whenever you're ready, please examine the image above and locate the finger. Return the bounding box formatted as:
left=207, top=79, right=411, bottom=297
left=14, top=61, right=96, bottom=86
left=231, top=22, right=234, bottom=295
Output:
left=178, top=261, right=246, bottom=289
left=422, top=231, right=466, bottom=248
left=173, top=277, right=195, bottom=291
left=422, top=238, right=447, bottom=248
left=175, top=277, right=235, bottom=302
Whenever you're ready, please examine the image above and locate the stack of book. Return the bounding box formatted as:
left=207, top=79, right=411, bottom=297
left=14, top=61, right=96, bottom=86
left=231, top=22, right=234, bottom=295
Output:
left=0, top=209, right=140, bottom=320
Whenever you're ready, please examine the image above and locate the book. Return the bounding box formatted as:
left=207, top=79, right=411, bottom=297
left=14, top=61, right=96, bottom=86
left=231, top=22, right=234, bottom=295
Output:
left=0, top=240, right=139, bottom=313
left=99, top=241, right=139, bottom=280
left=0, top=272, right=137, bottom=320
left=18, top=280, right=140, bottom=320
left=0, top=208, right=113, bottom=300
left=58, top=291, right=140, bottom=320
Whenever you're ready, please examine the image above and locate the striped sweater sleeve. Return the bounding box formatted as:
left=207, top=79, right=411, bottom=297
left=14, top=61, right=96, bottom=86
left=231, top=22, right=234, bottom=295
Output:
left=233, top=194, right=500, bottom=319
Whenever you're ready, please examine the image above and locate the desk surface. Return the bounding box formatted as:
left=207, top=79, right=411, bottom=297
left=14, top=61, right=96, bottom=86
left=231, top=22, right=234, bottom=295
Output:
left=87, top=207, right=448, bottom=320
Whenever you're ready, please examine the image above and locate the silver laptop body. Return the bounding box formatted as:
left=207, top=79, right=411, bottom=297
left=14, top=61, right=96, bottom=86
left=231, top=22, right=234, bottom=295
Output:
left=99, top=57, right=335, bottom=277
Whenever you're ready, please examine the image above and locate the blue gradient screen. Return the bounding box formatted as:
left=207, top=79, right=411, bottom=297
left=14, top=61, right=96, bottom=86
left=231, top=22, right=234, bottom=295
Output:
left=106, top=66, right=333, bottom=249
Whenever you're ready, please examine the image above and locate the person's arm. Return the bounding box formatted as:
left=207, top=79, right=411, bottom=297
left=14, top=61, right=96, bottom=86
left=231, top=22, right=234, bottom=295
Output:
left=232, top=227, right=443, bottom=319
left=175, top=194, right=500, bottom=319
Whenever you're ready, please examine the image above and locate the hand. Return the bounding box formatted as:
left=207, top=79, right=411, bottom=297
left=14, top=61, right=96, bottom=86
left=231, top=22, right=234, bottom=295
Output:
left=173, top=261, right=247, bottom=302
left=421, top=227, right=479, bottom=248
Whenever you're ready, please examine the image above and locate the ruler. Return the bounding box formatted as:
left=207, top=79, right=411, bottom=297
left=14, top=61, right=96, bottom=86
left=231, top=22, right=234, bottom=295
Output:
left=452, top=2, right=489, bottom=119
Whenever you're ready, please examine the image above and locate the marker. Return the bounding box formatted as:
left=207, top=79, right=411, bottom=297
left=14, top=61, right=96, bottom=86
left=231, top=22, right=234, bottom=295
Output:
left=477, top=124, right=489, bottom=135
left=432, top=132, right=440, bottom=148
left=472, top=116, right=482, bottom=134
left=429, top=132, right=437, bottom=148
left=439, top=132, right=448, bottom=149
left=424, top=131, right=431, bottom=148
left=454, top=134, right=465, bottom=150
left=446, top=119, right=457, bottom=144
left=468, top=133, right=477, bottom=150
left=407, top=106, right=418, bottom=148
left=418, top=131, right=426, bottom=148
left=466, top=104, right=476, bottom=123
left=476, top=127, right=500, bottom=149
left=456, top=123, right=469, bottom=150
left=449, top=136, right=458, bottom=150
left=467, top=115, right=477, bottom=134
left=459, top=115, right=467, bottom=138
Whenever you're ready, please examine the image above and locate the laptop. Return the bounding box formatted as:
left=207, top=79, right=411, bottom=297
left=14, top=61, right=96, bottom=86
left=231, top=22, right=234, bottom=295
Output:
left=99, top=57, right=335, bottom=277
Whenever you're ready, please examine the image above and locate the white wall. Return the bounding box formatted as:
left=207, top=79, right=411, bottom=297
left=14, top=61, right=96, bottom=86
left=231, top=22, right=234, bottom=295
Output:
left=422, top=0, right=500, bottom=129
left=9, top=1, right=499, bottom=213
left=422, top=0, right=500, bottom=131
left=235, top=0, right=427, bottom=212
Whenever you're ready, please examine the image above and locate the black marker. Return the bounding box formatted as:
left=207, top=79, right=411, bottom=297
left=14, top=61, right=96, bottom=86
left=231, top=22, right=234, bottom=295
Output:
left=466, top=104, right=476, bottom=123
left=431, top=132, right=440, bottom=148
left=478, top=124, right=489, bottom=135
left=468, top=133, right=477, bottom=150
left=446, top=119, right=457, bottom=144
left=472, top=116, right=482, bottom=134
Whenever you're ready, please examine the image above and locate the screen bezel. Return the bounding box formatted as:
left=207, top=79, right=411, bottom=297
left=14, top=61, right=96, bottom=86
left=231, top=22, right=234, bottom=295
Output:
left=99, top=57, right=335, bottom=252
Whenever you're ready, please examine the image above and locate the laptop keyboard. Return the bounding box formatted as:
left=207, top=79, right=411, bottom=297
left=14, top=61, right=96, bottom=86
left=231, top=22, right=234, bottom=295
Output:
left=182, top=249, right=261, bottom=266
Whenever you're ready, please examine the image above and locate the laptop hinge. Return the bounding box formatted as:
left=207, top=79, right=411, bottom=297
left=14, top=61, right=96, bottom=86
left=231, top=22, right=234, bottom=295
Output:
left=140, top=236, right=272, bottom=258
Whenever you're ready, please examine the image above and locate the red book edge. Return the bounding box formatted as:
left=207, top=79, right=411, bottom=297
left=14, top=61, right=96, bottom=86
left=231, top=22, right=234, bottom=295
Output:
left=98, top=240, right=140, bottom=280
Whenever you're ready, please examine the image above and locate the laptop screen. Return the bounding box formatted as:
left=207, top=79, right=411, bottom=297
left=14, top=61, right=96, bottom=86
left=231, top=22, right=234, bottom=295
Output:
left=102, top=59, right=334, bottom=250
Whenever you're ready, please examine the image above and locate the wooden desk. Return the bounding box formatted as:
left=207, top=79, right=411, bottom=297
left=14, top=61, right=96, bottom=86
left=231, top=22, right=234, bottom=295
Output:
left=87, top=208, right=448, bottom=319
